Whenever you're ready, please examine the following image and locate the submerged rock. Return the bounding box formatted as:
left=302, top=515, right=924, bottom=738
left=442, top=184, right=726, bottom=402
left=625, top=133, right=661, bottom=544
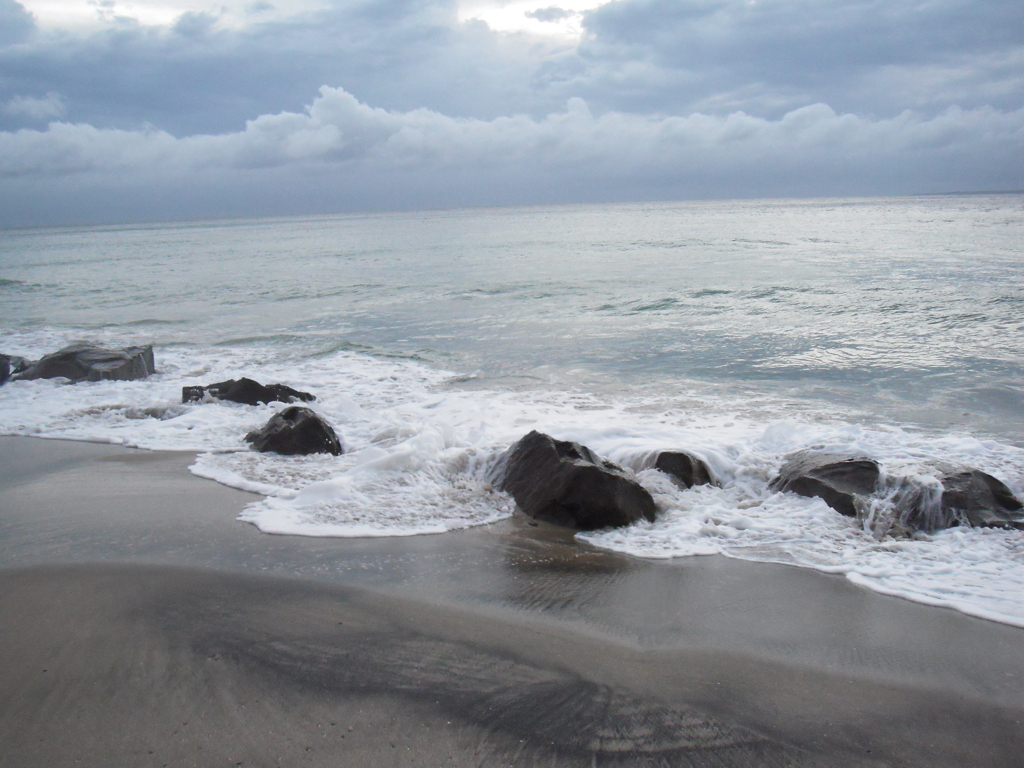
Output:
left=492, top=430, right=656, bottom=530
left=13, top=343, right=155, bottom=383
left=898, top=469, right=1024, bottom=532
left=770, top=451, right=880, bottom=518
left=182, top=377, right=315, bottom=406
left=245, top=406, right=342, bottom=456
left=0, top=353, right=29, bottom=385
left=653, top=450, right=715, bottom=488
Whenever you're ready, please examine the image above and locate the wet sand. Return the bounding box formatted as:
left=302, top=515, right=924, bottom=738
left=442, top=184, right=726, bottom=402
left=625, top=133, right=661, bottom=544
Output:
left=1, top=436, right=1023, bottom=766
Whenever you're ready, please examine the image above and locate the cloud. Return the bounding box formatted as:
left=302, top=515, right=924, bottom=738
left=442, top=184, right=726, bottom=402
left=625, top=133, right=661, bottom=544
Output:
left=525, top=6, right=574, bottom=22
left=572, top=0, right=1024, bottom=116
left=0, top=0, right=557, bottom=136
left=0, top=0, right=35, bottom=45
left=0, top=86, right=1020, bottom=225
left=3, top=91, right=65, bottom=119
left=172, top=10, right=219, bottom=37
left=0, top=0, right=1020, bottom=225
left=3, top=0, right=1021, bottom=140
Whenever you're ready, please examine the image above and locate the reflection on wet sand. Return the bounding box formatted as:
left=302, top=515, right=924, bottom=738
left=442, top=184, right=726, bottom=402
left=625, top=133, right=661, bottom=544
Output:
left=3, top=437, right=1024, bottom=766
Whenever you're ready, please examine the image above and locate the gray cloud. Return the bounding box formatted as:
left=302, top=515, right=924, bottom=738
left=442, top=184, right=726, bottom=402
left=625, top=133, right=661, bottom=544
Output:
left=3, top=0, right=1020, bottom=137
left=0, top=87, right=1020, bottom=225
left=570, top=0, right=1024, bottom=116
left=586, top=0, right=1024, bottom=68
left=0, top=0, right=34, bottom=45
left=0, top=0, right=1020, bottom=224
left=3, top=91, right=64, bottom=119
left=0, top=0, right=552, bottom=135
left=526, top=7, right=574, bottom=22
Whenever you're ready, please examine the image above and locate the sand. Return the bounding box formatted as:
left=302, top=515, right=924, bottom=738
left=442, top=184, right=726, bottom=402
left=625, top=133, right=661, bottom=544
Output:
left=1, top=436, right=1023, bottom=767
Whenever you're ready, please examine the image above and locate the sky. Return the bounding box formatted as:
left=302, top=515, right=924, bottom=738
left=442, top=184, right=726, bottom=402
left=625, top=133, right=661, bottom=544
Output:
left=0, top=0, right=1021, bottom=226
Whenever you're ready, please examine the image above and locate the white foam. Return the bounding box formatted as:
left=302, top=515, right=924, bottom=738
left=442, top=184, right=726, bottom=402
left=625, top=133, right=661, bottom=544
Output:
left=0, top=334, right=523, bottom=536
left=2, top=332, right=1024, bottom=624
left=580, top=422, right=1024, bottom=628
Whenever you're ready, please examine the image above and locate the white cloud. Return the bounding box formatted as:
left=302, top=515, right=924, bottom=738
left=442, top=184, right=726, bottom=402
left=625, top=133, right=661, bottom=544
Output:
left=3, top=92, right=65, bottom=120
left=4, top=0, right=1021, bottom=141
left=458, top=0, right=609, bottom=38
left=0, top=0, right=1019, bottom=226
left=18, top=0, right=327, bottom=30
left=1, top=87, right=1021, bottom=183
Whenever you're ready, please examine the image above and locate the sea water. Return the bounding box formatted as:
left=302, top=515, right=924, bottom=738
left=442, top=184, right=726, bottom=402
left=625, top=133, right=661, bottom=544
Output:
left=1, top=195, right=1023, bottom=625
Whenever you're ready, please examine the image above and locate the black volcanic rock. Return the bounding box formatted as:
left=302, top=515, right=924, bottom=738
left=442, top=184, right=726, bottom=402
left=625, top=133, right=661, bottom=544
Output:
left=245, top=406, right=342, bottom=456
left=492, top=430, right=656, bottom=530
left=899, top=469, right=1024, bottom=532
left=653, top=450, right=715, bottom=488
left=183, top=377, right=315, bottom=406
left=770, top=451, right=880, bottom=518
left=14, top=343, right=155, bottom=383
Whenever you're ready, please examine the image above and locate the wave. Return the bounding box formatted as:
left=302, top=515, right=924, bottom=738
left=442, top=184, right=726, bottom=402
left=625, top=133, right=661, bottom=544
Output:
left=0, top=340, right=1022, bottom=626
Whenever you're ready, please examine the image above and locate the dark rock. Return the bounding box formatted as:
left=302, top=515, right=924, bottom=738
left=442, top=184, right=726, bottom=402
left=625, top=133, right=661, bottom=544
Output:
left=181, top=385, right=205, bottom=402
left=942, top=470, right=1023, bottom=528
left=0, top=353, right=29, bottom=385
left=772, top=451, right=1022, bottom=534
left=653, top=451, right=715, bottom=488
left=245, top=406, right=342, bottom=456
left=491, top=430, right=656, bottom=530
left=900, top=470, right=1024, bottom=532
left=182, top=377, right=315, bottom=406
left=13, top=343, right=155, bottom=383
left=770, top=451, right=880, bottom=517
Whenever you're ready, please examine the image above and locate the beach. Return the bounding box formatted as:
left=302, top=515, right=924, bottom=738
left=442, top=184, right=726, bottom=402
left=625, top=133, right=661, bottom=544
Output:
left=2, top=435, right=1023, bottom=767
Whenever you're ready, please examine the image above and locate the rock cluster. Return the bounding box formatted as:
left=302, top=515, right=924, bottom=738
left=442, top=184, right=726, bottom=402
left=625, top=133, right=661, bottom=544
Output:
left=489, top=434, right=1023, bottom=535
left=3, top=342, right=1020, bottom=536
left=182, top=378, right=315, bottom=406
left=770, top=450, right=1023, bottom=533
left=0, top=343, right=343, bottom=458
left=182, top=378, right=334, bottom=456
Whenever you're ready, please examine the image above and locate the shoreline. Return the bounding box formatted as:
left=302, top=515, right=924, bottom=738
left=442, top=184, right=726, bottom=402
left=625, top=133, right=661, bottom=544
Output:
left=2, top=435, right=1024, bottom=765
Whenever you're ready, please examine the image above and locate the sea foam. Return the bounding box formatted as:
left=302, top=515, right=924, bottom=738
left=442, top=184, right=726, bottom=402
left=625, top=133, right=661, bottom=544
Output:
left=1, top=334, right=1024, bottom=626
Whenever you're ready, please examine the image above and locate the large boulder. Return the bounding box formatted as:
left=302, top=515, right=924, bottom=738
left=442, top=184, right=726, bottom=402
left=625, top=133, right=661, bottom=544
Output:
left=900, top=470, right=1024, bottom=532
left=0, top=353, right=29, bottom=385
left=13, top=343, right=155, bottom=383
left=770, top=451, right=880, bottom=518
left=491, top=430, right=656, bottom=530
left=182, top=377, right=315, bottom=406
left=245, top=406, right=342, bottom=456
left=652, top=450, right=715, bottom=488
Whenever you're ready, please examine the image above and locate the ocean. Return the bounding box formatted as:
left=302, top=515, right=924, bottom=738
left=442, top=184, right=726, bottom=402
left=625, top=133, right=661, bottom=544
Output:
left=2, top=194, right=1023, bottom=625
